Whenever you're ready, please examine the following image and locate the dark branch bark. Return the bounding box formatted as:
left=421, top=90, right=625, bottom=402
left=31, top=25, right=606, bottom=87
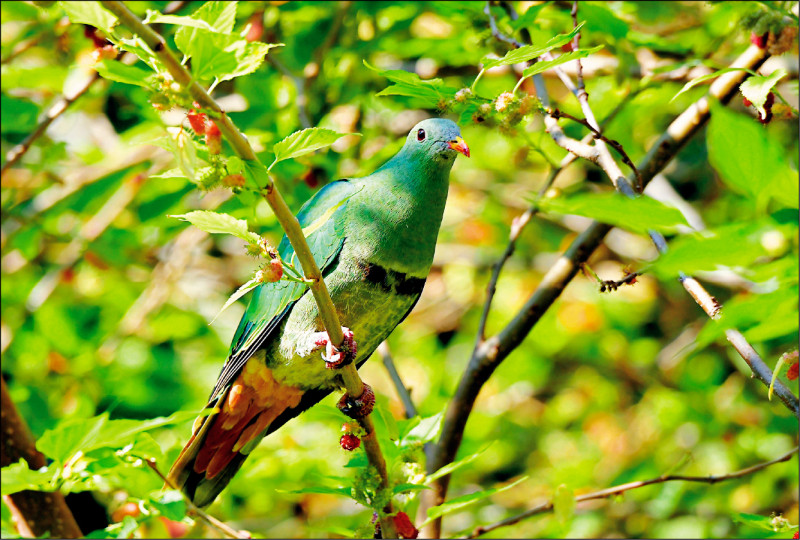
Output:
left=1, top=378, right=83, bottom=538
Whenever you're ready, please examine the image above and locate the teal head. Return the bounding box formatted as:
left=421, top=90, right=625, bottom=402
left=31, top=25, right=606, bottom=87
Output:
left=401, top=118, right=470, bottom=166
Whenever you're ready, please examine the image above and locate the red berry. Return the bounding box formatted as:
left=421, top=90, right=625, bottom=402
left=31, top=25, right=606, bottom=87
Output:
left=187, top=109, right=207, bottom=134
left=222, top=174, right=245, bottom=188
left=205, top=120, right=222, bottom=154
left=742, top=97, right=752, bottom=107
left=793, top=530, right=799, bottom=540
left=111, top=502, right=140, bottom=523
left=256, top=259, right=283, bottom=283
left=788, top=362, right=799, bottom=381
left=561, top=42, right=574, bottom=52
left=750, top=32, right=768, bottom=49
left=393, top=512, right=419, bottom=539
left=765, top=92, right=775, bottom=107
left=340, top=433, right=361, bottom=451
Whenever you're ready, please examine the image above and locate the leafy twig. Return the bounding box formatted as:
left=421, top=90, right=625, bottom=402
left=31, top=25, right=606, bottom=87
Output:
left=468, top=446, right=799, bottom=538
left=99, top=2, right=397, bottom=535
left=140, top=457, right=249, bottom=539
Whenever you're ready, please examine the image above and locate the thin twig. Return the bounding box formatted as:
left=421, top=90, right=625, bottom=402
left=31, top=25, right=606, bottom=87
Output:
left=100, top=3, right=397, bottom=535
left=1, top=34, right=42, bottom=65
left=1, top=71, right=101, bottom=178
left=571, top=1, right=584, bottom=92
left=484, top=2, right=525, bottom=49
left=142, top=458, right=249, bottom=539
left=378, top=342, right=418, bottom=419
left=468, top=446, right=799, bottom=538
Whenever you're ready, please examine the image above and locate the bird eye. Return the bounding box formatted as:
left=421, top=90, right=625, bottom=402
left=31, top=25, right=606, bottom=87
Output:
left=417, top=128, right=426, bottom=141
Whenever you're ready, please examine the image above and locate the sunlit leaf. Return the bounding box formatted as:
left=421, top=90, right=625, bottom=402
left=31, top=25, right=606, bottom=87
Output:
left=271, top=128, right=357, bottom=168
left=522, top=45, right=604, bottom=77
left=537, top=191, right=689, bottom=234
left=481, top=25, right=583, bottom=69
left=740, top=69, right=786, bottom=117
left=58, top=1, right=116, bottom=31
left=169, top=211, right=261, bottom=245
left=424, top=477, right=528, bottom=523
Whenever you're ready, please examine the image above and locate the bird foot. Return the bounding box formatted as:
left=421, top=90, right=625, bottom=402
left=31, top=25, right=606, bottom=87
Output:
left=311, top=327, right=357, bottom=369
left=337, top=384, right=375, bottom=419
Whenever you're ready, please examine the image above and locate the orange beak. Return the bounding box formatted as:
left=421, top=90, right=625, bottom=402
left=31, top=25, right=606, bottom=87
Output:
left=448, top=136, right=470, bottom=158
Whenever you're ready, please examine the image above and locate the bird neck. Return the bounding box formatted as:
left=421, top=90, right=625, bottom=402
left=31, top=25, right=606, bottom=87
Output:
left=347, top=148, right=453, bottom=276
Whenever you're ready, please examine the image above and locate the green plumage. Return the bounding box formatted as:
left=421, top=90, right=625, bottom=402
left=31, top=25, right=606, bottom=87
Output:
left=169, top=118, right=468, bottom=507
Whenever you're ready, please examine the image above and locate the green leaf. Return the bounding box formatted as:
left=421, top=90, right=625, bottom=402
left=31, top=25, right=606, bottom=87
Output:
left=509, top=2, right=551, bottom=31
left=481, top=24, right=583, bottom=69
left=1, top=461, right=55, bottom=495
left=58, top=1, right=116, bottom=31
left=210, top=277, right=260, bottom=324
left=280, top=485, right=355, bottom=498
left=142, top=10, right=216, bottom=31
left=553, top=484, right=575, bottom=525
left=93, top=60, right=154, bottom=88
left=522, top=45, right=604, bottom=78
left=148, top=490, right=186, bottom=521
left=271, top=128, right=357, bottom=168
left=707, top=102, right=798, bottom=208
left=364, top=60, right=458, bottom=105
left=219, top=41, right=283, bottom=83
left=116, top=516, right=139, bottom=539
left=650, top=223, right=767, bottom=278
left=0, top=95, right=39, bottom=133
left=425, top=446, right=490, bottom=483
left=671, top=68, right=752, bottom=102
left=170, top=211, right=261, bottom=245
left=400, top=412, right=444, bottom=445
left=537, top=192, right=689, bottom=234
left=740, top=69, right=787, bottom=117
left=36, top=410, right=203, bottom=464
left=424, top=476, right=528, bottom=523
left=733, top=512, right=782, bottom=532
left=393, top=483, right=431, bottom=495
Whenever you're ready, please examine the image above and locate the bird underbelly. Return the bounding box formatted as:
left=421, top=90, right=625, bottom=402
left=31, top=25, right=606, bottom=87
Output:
left=264, top=260, right=425, bottom=390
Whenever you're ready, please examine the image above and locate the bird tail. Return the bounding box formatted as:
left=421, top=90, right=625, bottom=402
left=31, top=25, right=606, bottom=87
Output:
left=168, top=370, right=304, bottom=507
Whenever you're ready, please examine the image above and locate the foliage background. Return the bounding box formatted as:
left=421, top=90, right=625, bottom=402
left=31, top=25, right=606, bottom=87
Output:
left=1, top=1, right=798, bottom=538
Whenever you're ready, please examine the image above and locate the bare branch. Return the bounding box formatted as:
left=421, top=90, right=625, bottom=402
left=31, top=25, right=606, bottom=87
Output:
left=378, top=342, right=418, bottom=419
left=468, top=446, right=798, bottom=538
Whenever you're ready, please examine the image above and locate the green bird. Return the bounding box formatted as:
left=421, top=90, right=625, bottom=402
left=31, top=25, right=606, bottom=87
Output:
left=169, top=118, right=469, bottom=507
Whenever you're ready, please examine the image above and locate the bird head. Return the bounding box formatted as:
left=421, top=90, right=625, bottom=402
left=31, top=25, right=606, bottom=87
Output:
left=404, top=118, right=470, bottom=164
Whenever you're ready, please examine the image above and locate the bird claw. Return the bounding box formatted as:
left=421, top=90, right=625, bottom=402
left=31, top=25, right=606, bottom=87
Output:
left=312, top=327, right=357, bottom=369
left=337, top=383, right=375, bottom=419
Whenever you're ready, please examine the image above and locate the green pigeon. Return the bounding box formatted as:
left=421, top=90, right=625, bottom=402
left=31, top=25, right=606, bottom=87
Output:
left=169, top=118, right=469, bottom=507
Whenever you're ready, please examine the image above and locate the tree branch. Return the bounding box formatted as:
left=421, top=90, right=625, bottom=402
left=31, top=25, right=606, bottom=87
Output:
left=1, top=378, right=83, bottom=538
left=420, top=35, right=773, bottom=538
left=99, top=2, right=397, bottom=535
left=468, top=446, right=798, bottom=538
left=378, top=342, right=418, bottom=419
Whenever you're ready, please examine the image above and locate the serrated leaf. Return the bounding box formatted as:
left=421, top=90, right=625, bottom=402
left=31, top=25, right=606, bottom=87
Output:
left=423, top=476, right=528, bottom=523
left=94, top=60, right=153, bottom=88
left=210, top=277, right=259, bottom=325
left=733, top=512, right=781, bottom=532
left=553, top=484, right=575, bottom=525
left=481, top=24, right=583, bottom=69
left=522, top=45, right=604, bottom=78
left=671, top=68, right=751, bottom=102
left=219, top=41, right=283, bottom=83
left=271, top=128, right=356, bottom=168
left=170, top=211, right=260, bottom=245
left=58, top=1, right=116, bottom=31
left=364, top=60, right=458, bottom=105
left=741, top=69, right=787, bottom=117
left=537, top=191, right=689, bottom=234
left=142, top=10, right=216, bottom=31
left=708, top=102, right=798, bottom=208
left=0, top=461, right=55, bottom=495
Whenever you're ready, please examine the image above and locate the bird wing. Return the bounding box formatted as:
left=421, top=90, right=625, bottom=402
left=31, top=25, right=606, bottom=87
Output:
left=207, top=179, right=357, bottom=402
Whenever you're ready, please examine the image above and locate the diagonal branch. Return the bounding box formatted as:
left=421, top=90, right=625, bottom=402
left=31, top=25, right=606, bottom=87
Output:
left=468, top=446, right=798, bottom=538
left=419, top=37, right=774, bottom=539
left=98, top=2, right=397, bottom=535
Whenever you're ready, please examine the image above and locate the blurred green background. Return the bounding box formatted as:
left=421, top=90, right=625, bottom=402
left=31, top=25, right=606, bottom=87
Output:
left=1, top=1, right=798, bottom=538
